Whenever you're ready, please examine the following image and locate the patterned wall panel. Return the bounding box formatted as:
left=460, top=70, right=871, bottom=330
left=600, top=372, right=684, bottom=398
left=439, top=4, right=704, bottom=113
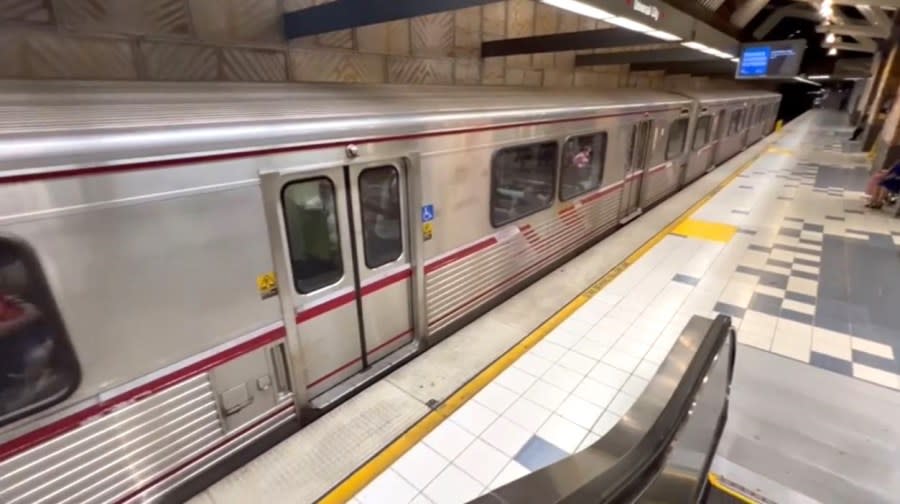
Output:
left=533, top=53, right=555, bottom=69
left=54, top=0, right=189, bottom=36
left=357, top=20, right=410, bottom=56
left=506, top=54, right=531, bottom=70
left=0, top=28, right=136, bottom=79
left=575, top=70, right=602, bottom=88
left=482, top=2, right=506, bottom=42
left=290, top=48, right=386, bottom=83
left=454, top=58, right=481, bottom=85
left=388, top=56, right=453, bottom=85
left=482, top=58, right=505, bottom=85
left=555, top=51, right=575, bottom=70
left=578, top=17, right=599, bottom=32
left=506, top=0, right=534, bottom=38
left=141, top=40, right=218, bottom=80
left=411, top=12, right=454, bottom=57
left=0, top=0, right=51, bottom=23
left=543, top=68, right=574, bottom=88
left=534, top=3, right=558, bottom=36
left=223, top=47, right=287, bottom=81
left=558, top=11, right=579, bottom=33
left=454, top=6, right=481, bottom=58
left=189, top=0, right=282, bottom=44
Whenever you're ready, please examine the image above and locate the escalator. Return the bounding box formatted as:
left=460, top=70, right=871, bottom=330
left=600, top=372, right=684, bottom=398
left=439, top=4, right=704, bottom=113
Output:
left=471, top=314, right=750, bottom=504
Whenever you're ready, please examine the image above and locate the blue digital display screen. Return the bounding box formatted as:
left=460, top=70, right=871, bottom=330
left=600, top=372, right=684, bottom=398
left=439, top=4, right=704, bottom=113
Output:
left=736, top=41, right=805, bottom=79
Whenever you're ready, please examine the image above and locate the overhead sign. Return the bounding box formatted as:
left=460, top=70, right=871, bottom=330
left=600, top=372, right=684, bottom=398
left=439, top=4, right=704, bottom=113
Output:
left=736, top=40, right=806, bottom=79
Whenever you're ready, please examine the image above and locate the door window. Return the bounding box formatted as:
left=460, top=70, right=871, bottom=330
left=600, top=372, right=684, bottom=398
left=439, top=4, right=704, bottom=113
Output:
left=560, top=133, right=607, bottom=201
left=1, top=238, right=79, bottom=427
left=282, top=178, right=344, bottom=293
left=728, top=111, right=742, bottom=135
left=666, top=118, right=689, bottom=160
left=490, top=142, right=558, bottom=227
left=359, top=166, right=403, bottom=269
left=692, top=116, right=712, bottom=149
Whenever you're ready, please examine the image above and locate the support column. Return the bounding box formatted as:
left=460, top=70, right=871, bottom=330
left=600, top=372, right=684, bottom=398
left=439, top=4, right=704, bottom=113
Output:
left=862, top=42, right=900, bottom=151
left=871, top=80, right=900, bottom=171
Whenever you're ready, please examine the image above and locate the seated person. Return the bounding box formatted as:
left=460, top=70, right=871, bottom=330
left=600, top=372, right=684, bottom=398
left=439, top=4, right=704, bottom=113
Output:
left=866, top=160, right=900, bottom=209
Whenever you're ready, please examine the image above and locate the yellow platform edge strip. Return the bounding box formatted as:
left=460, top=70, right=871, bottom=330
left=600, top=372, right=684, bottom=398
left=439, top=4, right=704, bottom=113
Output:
left=708, top=473, right=759, bottom=504
left=318, top=140, right=781, bottom=504
left=671, top=219, right=739, bottom=243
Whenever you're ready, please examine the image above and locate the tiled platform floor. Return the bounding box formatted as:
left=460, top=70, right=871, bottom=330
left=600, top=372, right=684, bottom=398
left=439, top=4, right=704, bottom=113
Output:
left=351, top=111, right=900, bottom=504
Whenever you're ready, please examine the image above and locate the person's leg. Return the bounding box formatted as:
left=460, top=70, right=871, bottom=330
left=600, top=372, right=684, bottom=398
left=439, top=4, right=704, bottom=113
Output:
left=867, top=187, right=886, bottom=208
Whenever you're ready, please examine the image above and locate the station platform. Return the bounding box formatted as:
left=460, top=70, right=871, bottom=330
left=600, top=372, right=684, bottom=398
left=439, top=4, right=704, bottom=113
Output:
left=188, top=110, right=900, bottom=504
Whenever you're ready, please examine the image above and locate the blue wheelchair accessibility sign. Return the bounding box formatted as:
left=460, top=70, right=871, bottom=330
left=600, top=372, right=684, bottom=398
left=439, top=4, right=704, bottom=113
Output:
left=421, top=204, right=435, bottom=222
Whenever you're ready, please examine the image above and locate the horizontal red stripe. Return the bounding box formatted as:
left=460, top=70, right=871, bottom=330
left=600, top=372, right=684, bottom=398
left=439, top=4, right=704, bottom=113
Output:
left=307, top=329, right=414, bottom=389
left=424, top=237, right=498, bottom=274
left=296, top=291, right=356, bottom=324
left=3, top=107, right=683, bottom=185
left=114, top=402, right=294, bottom=504
left=647, top=162, right=668, bottom=174
left=580, top=182, right=622, bottom=205
left=0, top=325, right=286, bottom=463
left=359, top=268, right=411, bottom=297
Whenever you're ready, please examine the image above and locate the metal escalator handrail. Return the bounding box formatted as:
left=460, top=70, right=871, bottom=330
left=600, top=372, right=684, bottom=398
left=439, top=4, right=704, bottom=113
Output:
left=471, top=314, right=736, bottom=504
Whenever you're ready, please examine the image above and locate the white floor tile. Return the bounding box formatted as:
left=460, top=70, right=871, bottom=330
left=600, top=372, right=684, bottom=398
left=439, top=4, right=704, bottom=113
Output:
left=450, top=400, right=499, bottom=437
left=572, top=338, right=609, bottom=361
left=607, top=391, right=638, bottom=416
left=811, top=328, right=852, bottom=360
left=763, top=264, right=792, bottom=276
left=357, top=469, right=419, bottom=504
left=782, top=299, right=815, bottom=315
left=392, top=443, right=451, bottom=491
left=557, top=350, right=597, bottom=375
left=488, top=461, right=529, bottom=491
left=786, top=277, right=818, bottom=296
left=502, top=397, right=552, bottom=433
left=573, top=378, right=618, bottom=408
left=544, top=327, right=583, bottom=348
left=578, top=432, right=601, bottom=452
left=792, top=263, right=820, bottom=275
left=718, top=281, right=756, bottom=308
left=557, top=318, right=593, bottom=338
left=541, top=365, right=584, bottom=392
left=592, top=411, right=621, bottom=436
left=522, top=380, right=569, bottom=411
left=473, top=382, right=519, bottom=415
left=770, top=326, right=812, bottom=363
left=853, top=363, right=900, bottom=389
left=601, top=349, right=641, bottom=373
left=621, top=375, right=650, bottom=398
left=633, top=360, right=660, bottom=380
left=453, top=438, right=510, bottom=486
left=480, top=416, right=532, bottom=457
left=742, top=309, right=778, bottom=330
left=737, top=325, right=775, bottom=351
left=589, top=317, right=631, bottom=339
left=730, top=271, right=759, bottom=286
left=557, top=395, right=605, bottom=430
left=587, top=361, right=630, bottom=390
left=537, top=414, right=588, bottom=454
left=851, top=337, right=895, bottom=360
left=513, top=353, right=554, bottom=378
left=423, top=465, right=484, bottom=504
left=753, top=284, right=786, bottom=299
left=495, top=366, right=538, bottom=395
left=423, top=420, right=475, bottom=461
left=613, top=339, right=651, bottom=359
left=529, top=340, right=567, bottom=363
left=410, top=495, right=434, bottom=504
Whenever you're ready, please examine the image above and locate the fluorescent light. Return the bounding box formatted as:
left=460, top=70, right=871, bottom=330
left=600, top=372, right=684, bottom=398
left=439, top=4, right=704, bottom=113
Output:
left=606, top=16, right=652, bottom=32
left=682, top=41, right=709, bottom=51
left=682, top=42, right=733, bottom=59
left=794, top=76, right=823, bottom=86
left=646, top=29, right=681, bottom=41
left=825, top=33, right=836, bottom=43
left=828, top=47, right=838, bottom=56
left=807, top=74, right=830, bottom=79
left=819, top=0, right=832, bottom=19
left=730, top=57, right=739, bottom=62
left=541, top=0, right=613, bottom=20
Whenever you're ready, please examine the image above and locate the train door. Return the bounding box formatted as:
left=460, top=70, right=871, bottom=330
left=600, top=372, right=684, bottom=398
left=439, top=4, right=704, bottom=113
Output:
left=711, top=108, right=727, bottom=163
left=741, top=105, right=753, bottom=147
left=620, top=119, right=652, bottom=222
left=260, top=159, right=415, bottom=405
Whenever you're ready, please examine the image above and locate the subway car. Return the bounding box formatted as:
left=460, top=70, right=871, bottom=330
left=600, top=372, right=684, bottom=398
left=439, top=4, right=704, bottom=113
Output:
left=0, top=81, right=779, bottom=503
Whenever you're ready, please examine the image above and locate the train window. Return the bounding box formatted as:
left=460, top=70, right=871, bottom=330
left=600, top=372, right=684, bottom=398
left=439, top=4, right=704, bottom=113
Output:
left=692, top=116, right=712, bottom=149
left=728, top=111, right=742, bottom=135
left=491, top=141, right=558, bottom=227
left=359, top=166, right=403, bottom=269
left=282, top=178, right=344, bottom=293
left=1, top=238, right=80, bottom=427
left=560, top=133, right=607, bottom=201
left=665, top=118, right=689, bottom=160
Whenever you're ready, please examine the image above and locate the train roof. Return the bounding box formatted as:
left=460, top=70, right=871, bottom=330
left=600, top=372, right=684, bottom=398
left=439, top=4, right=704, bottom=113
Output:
left=0, top=80, right=745, bottom=176
left=676, top=89, right=780, bottom=104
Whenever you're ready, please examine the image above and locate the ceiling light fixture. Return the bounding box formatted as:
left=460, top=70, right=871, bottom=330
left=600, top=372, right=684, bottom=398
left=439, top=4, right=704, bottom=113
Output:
left=828, top=47, right=838, bottom=56
left=794, top=76, right=823, bottom=86
left=825, top=33, right=836, bottom=44
left=605, top=16, right=652, bottom=32
left=541, top=0, right=613, bottom=20
left=646, top=29, right=681, bottom=41
left=807, top=74, right=830, bottom=79
left=819, top=0, right=833, bottom=20
left=730, top=57, right=739, bottom=63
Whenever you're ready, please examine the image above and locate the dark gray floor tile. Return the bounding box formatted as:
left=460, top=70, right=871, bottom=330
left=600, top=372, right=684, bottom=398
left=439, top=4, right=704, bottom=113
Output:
left=825, top=215, right=845, bottom=221
left=798, top=238, right=822, bottom=246
left=515, top=435, right=568, bottom=472
left=749, top=244, right=771, bottom=253
left=779, top=228, right=802, bottom=238
left=715, top=302, right=746, bottom=319
left=777, top=196, right=794, bottom=201
left=784, top=217, right=804, bottom=222
left=738, top=185, right=753, bottom=189
left=810, top=351, right=853, bottom=376
left=794, top=257, right=820, bottom=267
left=767, top=258, right=793, bottom=269
left=802, top=223, right=825, bottom=232
left=738, top=228, right=758, bottom=235
left=850, top=322, right=896, bottom=347
left=781, top=309, right=814, bottom=324
left=672, top=273, right=700, bottom=286
left=749, top=293, right=783, bottom=316
left=815, top=314, right=852, bottom=334
left=845, top=228, right=872, bottom=236
left=737, top=265, right=764, bottom=276
left=758, top=271, right=789, bottom=289
left=773, top=243, right=821, bottom=256
left=844, top=209, right=864, bottom=214
left=785, top=291, right=816, bottom=305
left=731, top=209, right=751, bottom=215
left=852, top=350, right=899, bottom=374
left=814, top=166, right=869, bottom=191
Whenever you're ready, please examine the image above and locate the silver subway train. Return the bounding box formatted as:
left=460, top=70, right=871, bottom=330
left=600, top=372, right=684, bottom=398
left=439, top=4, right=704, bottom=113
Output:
left=0, top=81, right=780, bottom=503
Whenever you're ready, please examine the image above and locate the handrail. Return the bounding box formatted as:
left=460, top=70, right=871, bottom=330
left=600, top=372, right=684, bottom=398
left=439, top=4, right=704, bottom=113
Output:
left=471, top=314, right=736, bottom=504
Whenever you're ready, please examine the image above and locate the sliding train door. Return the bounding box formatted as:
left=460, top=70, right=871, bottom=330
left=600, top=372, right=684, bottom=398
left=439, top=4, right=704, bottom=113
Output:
left=620, top=119, right=653, bottom=222
left=260, top=158, right=415, bottom=406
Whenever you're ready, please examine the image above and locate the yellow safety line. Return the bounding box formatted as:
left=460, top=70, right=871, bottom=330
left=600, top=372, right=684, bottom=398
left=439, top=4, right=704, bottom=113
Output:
left=672, top=219, right=739, bottom=243
left=319, top=139, right=780, bottom=504
left=708, top=473, right=759, bottom=504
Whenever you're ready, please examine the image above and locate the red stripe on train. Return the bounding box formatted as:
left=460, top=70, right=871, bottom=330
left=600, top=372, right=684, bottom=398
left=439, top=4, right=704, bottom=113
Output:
left=307, top=329, right=414, bottom=388
left=0, top=325, right=286, bottom=463
left=424, top=237, right=498, bottom=274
